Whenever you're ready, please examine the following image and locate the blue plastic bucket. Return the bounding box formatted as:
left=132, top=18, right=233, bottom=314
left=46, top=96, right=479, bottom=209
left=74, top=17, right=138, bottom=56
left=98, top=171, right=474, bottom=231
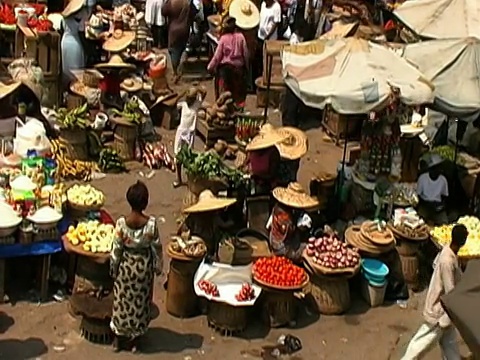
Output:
left=361, top=259, right=389, bottom=284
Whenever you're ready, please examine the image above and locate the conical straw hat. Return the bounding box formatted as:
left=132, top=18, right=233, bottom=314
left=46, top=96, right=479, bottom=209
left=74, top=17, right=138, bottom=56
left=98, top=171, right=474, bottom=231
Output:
left=276, top=126, right=308, bottom=160
left=246, top=123, right=288, bottom=151
left=229, top=0, right=260, bottom=30
left=0, top=81, right=20, bottom=100
left=95, top=55, right=135, bottom=70
left=103, top=30, right=135, bottom=52
left=273, top=182, right=319, bottom=209
left=183, top=190, right=236, bottom=213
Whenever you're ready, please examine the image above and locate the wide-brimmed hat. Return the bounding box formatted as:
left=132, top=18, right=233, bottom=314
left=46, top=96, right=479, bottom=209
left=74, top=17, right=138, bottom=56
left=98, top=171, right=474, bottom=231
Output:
left=183, top=190, right=236, bottom=213
left=103, top=30, right=135, bottom=52
left=62, top=0, right=84, bottom=17
left=246, top=123, right=288, bottom=151
left=120, top=77, right=143, bottom=92
left=0, top=81, right=21, bottom=100
left=426, top=153, right=444, bottom=169
left=95, top=55, right=135, bottom=70
left=273, top=182, right=319, bottom=209
left=277, top=126, right=308, bottom=160
left=229, top=0, right=260, bottom=30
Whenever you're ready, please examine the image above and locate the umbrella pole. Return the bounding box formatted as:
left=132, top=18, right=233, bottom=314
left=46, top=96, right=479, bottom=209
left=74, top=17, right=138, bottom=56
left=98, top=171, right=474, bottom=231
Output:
left=337, top=116, right=349, bottom=204
left=263, top=52, right=273, bottom=121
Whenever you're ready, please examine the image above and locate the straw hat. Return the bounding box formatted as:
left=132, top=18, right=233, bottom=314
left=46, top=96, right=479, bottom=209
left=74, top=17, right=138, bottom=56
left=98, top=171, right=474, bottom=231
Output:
left=183, top=190, right=236, bottom=213
left=95, top=55, right=135, bottom=70
left=62, top=0, right=84, bottom=17
left=246, top=123, right=288, bottom=151
left=103, top=30, right=135, bottom=52
left=0, top=81, right=21, bottom=100
left=273, top=182, right=319, bottom=209
left=229, top=0, right=260, bottom=30
left=276, top=126, right=308, bottom=160
left=120, top=77, right=143, bottom=92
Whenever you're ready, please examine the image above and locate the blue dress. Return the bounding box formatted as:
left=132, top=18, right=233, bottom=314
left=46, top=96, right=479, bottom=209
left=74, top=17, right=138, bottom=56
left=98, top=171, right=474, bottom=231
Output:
left=61, top=13, right=85, bottom=85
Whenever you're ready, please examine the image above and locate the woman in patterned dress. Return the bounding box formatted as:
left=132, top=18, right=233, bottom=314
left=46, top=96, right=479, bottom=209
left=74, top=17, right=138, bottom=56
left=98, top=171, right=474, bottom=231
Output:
left=110, top=181, right=163, bottom=352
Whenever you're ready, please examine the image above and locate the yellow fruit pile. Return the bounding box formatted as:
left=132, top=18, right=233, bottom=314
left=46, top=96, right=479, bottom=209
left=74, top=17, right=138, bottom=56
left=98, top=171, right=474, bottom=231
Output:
left=66, top=220, right=115, bottom=253
left=431, top=216, right=480, bottom=257
left=67, top=184, right=105, bottom=207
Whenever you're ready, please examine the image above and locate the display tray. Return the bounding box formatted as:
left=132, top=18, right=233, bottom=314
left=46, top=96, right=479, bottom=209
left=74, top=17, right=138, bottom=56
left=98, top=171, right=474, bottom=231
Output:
left=166, top=242, right=205, bottom=261
left=302, top=250, right=360, bottom=278
left=253, top=273, right=309, bottom=291
left=387, top=223, right=429, bottom=241
left=62, top=235, right=110, bottom=263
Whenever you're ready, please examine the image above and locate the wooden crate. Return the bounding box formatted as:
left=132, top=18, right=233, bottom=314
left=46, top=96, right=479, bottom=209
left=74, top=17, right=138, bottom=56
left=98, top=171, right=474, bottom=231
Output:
left=196, top=119, right=235, bottom=148
left=263, top=40, right=288, bottom=86
left=0, top=28, right=16, bottom=64
left=321, top=108, right=363, bottom=145
left=15, top=29, right=61, bottom=77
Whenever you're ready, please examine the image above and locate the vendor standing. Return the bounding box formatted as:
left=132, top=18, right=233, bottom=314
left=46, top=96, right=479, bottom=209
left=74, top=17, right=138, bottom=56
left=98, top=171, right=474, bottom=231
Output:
left=267, top=182, right=318, bottom=262
left=182, top=190, right=237, bottom=257
left=416, top=154, right=449, bottom=225
left=245, top=124, right=288, bottom=195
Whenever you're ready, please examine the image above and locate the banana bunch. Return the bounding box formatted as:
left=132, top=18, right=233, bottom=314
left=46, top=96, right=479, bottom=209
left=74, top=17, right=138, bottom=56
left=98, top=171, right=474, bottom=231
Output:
left=51, top=139, right=99, bottom=181
left=56, top=103, right=89, bottom=130
left=112, top=98, right=143, bottom=124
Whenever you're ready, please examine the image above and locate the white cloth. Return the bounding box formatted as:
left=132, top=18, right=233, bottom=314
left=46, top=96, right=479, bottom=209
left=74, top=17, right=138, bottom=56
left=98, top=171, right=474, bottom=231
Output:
left=258, top=1, right=282, bottom=40
left=173, top=98, right=202, bottom=155
left=145, top=0, right=166, bottom=26
left=416, top=173, right=449, bottom=202
left=401, top=323, right=460, bottom=360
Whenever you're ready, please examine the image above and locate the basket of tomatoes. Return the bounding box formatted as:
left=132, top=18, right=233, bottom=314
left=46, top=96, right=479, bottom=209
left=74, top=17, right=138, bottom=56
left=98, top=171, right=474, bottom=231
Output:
left=252, top=256, right=309, bottom=290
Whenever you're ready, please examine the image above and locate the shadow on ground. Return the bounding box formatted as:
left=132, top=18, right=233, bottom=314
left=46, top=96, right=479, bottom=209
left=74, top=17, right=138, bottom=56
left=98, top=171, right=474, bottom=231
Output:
left=141, top=327, right=203, bottom=354
left=0, top=337, right=48, bottom=359
left=0, top=312, right=14, bottom=334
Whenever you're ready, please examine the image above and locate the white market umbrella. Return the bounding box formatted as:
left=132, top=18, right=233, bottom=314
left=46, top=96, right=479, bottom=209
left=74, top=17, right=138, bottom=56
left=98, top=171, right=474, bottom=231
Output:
left=281, top=38, right=434, bottom=114
left=401, top=38, right=480, bottom=116
left=394, top=0, right=480, bottom=39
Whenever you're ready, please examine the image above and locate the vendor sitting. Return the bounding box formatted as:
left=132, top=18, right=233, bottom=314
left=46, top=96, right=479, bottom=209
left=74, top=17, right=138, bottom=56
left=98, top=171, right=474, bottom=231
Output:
left=267, top=182, right=319, bottom=262
left=182, top=190, right=236, bottom=257
left=245, top=124, right=288, bottom=195
left=416, top=154, right=449, bottom=225
left=276, top=126, right=308, bottom=185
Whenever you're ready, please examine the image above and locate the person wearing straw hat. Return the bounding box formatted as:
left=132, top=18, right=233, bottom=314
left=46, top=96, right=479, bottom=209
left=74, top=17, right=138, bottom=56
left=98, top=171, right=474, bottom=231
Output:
left=207, top=16, right=249, bottom=108
left=267, top=182, right=318, bottom=261
left=95, top=55, right=135, bottom=110
left=245, top=123, right=288, bottom=195
left=276, top=126, right=308, bottom=185
left=182, top=190, right=237, bottom=256
left=416, top=153, right=449, bottom=225
left=61, top=0, right=88, bottom=87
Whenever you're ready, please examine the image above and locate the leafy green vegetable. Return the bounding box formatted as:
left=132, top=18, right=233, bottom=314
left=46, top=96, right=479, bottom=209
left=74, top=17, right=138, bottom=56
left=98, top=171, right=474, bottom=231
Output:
left=112, top=98, right=143, bottom=124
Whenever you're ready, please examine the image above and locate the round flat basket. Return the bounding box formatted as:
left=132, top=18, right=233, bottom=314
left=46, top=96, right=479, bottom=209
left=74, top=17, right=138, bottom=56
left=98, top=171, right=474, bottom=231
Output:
left=62, top=235, right=110, bottom=263
left=68, top=200, right=104, bottom=212
left=345, top=227, right=394, bottom=255
left=253, top=273, right=309, bottom=291
left=167, top=242, right=205, bottom=261
left=387, top=223, right=429, bottom=242
left=361, top=222, right=395, bottom=246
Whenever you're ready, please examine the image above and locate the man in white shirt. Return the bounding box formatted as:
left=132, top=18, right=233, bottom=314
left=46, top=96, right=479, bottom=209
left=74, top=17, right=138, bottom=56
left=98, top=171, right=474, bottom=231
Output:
left=258, top=0, right=282, bottom=41
left=416, top=155, right=449, bottom=224
left=145, top=0, right=168, bottom=48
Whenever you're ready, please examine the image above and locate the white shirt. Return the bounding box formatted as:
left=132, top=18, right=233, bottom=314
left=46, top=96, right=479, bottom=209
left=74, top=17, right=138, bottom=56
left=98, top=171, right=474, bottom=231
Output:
left=417, top=173, right=449, bottom=202
left=173, top=97, right=202, bottom=155
left=145, top=0, right=166, bottom=26
left=258, top=1, right=282, bottom=40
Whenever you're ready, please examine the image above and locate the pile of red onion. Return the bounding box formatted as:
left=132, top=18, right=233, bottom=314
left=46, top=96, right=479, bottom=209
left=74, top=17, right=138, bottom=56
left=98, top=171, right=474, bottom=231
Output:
left=306, top=235, right=360, bottom=269
left=198, top=280, right=219, bottom=297
left=235, top=283, right=255, bottom=302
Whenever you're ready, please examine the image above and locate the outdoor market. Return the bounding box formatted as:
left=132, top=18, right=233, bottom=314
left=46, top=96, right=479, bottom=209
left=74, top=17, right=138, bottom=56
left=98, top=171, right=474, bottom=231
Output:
left=0, top=0, right=480, bottom=358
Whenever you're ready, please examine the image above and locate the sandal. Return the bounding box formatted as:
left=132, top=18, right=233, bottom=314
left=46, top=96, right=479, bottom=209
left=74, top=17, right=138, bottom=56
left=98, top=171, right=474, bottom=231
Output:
left=172, top=181, right=183, bottom=188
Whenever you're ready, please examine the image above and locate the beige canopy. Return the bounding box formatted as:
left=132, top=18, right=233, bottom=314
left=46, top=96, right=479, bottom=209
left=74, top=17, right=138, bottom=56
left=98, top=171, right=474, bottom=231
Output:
left=394, top=0, right=480, bottom=39
left=282, top=38, right=434, bottom=114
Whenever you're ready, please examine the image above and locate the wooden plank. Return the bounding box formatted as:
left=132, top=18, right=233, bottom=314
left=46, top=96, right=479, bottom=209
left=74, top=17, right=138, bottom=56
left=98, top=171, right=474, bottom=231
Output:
left=196, top=119, right=235, bottom=148
left=37, top=35, right=49, bottom=74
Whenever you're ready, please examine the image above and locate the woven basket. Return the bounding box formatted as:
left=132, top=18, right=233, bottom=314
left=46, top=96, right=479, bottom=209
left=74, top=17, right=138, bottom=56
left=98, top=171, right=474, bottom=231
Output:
left=59, top=128, right=88, bottom=161
left=207, top=301, right=248, bottom=333
left=361, top=222, right=395, bottom=246
left=260, top=289, right=296, bottom=328
left=309, top=274, right=351, bottom=315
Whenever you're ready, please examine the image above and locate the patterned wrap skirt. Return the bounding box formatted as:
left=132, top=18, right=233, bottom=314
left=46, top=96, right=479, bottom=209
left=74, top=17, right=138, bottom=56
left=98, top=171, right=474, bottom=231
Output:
left=110, top=247, right=155, bottom=338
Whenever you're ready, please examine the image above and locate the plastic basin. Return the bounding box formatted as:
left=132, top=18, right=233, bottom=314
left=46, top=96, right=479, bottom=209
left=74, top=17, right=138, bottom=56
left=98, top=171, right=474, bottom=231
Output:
left=361, top=259, right=389, bottom=283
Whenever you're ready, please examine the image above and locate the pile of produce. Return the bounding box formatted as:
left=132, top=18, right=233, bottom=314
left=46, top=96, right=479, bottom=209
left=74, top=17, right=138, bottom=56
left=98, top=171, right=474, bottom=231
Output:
left=431, top=216, right=480, bottom=257
left=138, top=141, right=175, bottom=171
left=170, top=235, right=207, bottom=258
left=391, top=222, right=429, bottom=239
left=235, top=116, right=264, bottom=143
left=65, top=220, right=115, bottom=253
left=176, top=146, right=244, bottom=187
left=197, top=280, right=219, bottom=297
left=27, top=16, right=53, bottom=32
left=235, top=283, right=255, bottom=302
left=112, top=98, right=144, bottom=125
left=50, top=139, right=99, bottom=181
left=67, top=184, right=105, bottom=208
left=98, top=148, right=126, bottom=173
left=253, top=256, right=307, bottom=288
left=430, top=146, right=456, bottom=162
left=197, top=91, right=236, bottom=129
left=305, top=234, right=360, bottom=270
left=56, top=104, right=89, bottom=130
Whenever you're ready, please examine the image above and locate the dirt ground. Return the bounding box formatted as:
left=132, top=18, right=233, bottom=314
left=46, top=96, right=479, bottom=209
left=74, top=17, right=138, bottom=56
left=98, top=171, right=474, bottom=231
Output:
left=0, top=87, right=471, bottom=360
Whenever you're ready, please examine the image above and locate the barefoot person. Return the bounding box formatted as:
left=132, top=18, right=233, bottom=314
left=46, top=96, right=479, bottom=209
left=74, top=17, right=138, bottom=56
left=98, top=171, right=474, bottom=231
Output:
left=401, top=224, right=468, bottom=359
left=110, top=181, right=163, bottom=352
